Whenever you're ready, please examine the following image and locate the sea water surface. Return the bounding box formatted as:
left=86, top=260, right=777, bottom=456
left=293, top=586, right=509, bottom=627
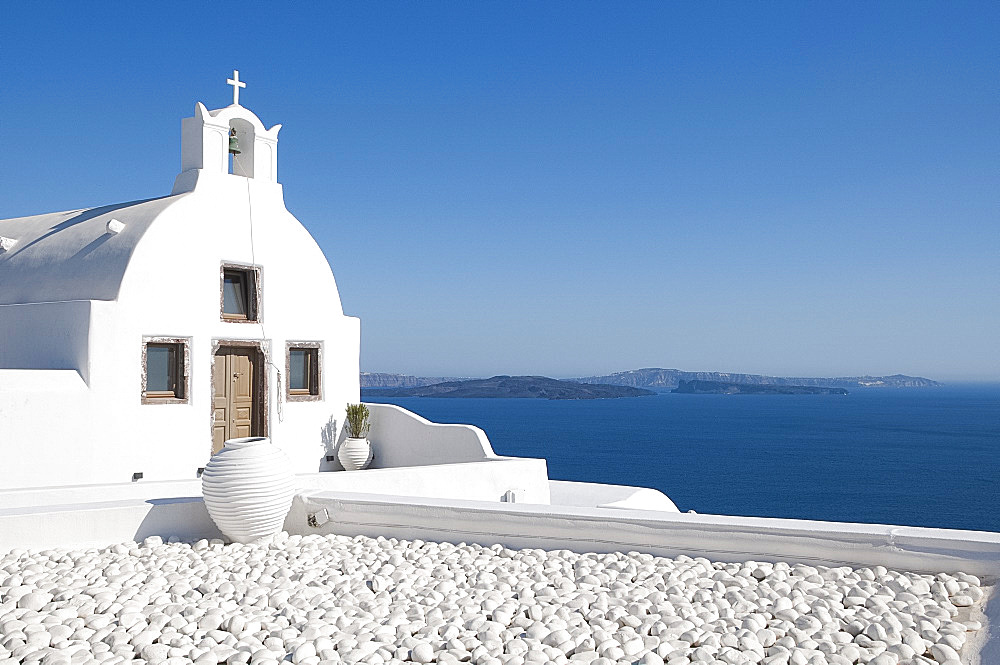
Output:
left=364, top=385, right=1000, bottom=533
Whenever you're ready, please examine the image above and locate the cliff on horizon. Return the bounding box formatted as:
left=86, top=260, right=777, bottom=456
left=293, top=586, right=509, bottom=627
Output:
left=573, top=368, right=939, bottom=390
left=673, top=380, right=849, bottom=395
left=365, top=375, right=655, bottom=400
left=360, top=372, right=468, bottom=389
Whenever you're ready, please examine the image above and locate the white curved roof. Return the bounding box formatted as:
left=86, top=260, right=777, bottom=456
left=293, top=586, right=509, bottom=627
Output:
left=0, top=194, right=186, bottom=305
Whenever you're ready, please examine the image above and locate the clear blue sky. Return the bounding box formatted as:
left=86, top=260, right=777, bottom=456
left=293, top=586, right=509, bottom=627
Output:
left=2, top=2, right=997, bottom=381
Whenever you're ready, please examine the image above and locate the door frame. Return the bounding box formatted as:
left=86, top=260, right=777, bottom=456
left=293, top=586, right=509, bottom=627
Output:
left=210, top=339, right=270, bottom=449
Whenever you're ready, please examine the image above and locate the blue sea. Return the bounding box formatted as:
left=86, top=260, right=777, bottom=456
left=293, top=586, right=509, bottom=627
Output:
left=364, top=385, right=1000, bottom=533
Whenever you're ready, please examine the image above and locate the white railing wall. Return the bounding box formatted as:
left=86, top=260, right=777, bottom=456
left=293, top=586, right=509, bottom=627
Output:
left=364, top=403, right=496, bottom=467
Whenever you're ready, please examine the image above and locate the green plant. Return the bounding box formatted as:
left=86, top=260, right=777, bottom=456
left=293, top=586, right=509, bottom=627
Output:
left=345, top=403, right=370, bottom=438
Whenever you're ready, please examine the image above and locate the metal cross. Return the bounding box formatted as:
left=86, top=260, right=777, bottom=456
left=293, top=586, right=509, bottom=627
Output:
left=227, top=69, right=246, bottom=106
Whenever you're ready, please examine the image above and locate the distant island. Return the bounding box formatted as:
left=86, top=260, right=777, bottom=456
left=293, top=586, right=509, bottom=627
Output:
left=361, top=368, right=940, bottom=391
left=360, top=372, right=469, bottom=389
left=364, top=375, right=655, bottom=400
left=673, top=380, right=849, bottom=395
left=573, top=368, right=940, bottom=390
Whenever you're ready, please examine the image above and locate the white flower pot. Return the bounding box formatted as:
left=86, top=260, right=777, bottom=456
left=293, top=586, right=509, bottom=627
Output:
left=201, top=436, right=296, bottom=543
left=338, top=437, right=373, bottom=470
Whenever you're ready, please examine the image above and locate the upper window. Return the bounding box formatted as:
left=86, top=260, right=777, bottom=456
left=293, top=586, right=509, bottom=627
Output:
left=221, top=265, right=260, bottom=322
left=142, top=338, right=189, bottom=404
left=286, top=342, right=321, bottom=401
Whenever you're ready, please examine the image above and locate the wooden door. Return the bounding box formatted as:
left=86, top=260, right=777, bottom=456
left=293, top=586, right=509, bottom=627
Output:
left=212, top=346, right=259, bottom=453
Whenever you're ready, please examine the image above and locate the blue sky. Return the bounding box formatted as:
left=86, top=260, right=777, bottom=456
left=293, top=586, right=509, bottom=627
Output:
left=2, top=2, right=997, bottom=381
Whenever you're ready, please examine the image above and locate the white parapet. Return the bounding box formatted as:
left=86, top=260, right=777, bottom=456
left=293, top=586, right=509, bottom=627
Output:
left=549, top=479, right=679, bottom=512
left=363, top=402, right=498, bottom=466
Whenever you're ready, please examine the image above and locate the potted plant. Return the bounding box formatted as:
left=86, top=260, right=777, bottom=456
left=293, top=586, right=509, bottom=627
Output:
left=338, top=403, right=373, bottom=470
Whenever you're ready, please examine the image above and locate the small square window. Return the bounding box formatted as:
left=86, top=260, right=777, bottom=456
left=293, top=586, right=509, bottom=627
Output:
left=143, top=338, right=189, bottom=403
left=286, top=342, right=321, bottom=401
left=221, top=265, right=259, bottom=322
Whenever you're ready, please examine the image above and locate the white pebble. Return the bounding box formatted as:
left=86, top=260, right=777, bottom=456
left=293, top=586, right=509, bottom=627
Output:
left=411, top=642, right=434, bottom=663
left=18, top=592, right=53, bottom=611
left=930, top=642, right=962, bottom=662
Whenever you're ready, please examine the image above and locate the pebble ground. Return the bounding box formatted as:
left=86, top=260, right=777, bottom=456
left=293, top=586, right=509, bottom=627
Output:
left=0, top=533, right=988, bottom=665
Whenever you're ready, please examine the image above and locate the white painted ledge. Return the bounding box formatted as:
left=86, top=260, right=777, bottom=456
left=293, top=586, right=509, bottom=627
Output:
left=299, top=458, right=551, bottom=505
left=0, top=478, right=206, bottom=510
left=0, top=459, right=550, bottom=512
left=0, top=497, right=221, bottom=550
left=290, top=490, right=1000, bottom=577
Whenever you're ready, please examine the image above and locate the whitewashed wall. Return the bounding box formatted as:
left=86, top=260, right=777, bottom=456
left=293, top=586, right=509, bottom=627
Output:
left=0, top=168, right=360, bottom=488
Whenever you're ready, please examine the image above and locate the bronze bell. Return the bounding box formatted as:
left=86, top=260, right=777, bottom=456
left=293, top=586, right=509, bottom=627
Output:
left=228, top=128, right=241, bottom=155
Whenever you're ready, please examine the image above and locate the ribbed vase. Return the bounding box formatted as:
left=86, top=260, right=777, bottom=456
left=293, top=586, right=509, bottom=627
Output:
left=202, top=437, right=296, bottom=543
left=338, top=437, right=373, bottom=470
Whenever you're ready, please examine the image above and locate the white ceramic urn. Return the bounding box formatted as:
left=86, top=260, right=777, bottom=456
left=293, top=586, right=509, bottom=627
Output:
left=202, top=437, right=296, bottom=543
left=338, top=437, right=373, bottom=471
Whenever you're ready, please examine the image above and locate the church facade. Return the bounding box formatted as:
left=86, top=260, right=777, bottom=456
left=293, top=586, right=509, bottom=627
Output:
left=0, top=74, right=360, bottom=489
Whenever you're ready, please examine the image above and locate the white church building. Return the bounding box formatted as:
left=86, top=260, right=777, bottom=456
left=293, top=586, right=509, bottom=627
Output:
left=0, top=73, right=361, bottom=488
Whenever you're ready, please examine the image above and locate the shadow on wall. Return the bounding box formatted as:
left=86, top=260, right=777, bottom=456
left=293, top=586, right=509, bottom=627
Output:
left=319, top=416, right=343, bottom=471
left=981, top=591, right=1000, bottom=665
left=134, top=497, right=222, bottom=543
left=9, top=197, right=169, bottom=257
left=70, top=234, right=113, bottom=260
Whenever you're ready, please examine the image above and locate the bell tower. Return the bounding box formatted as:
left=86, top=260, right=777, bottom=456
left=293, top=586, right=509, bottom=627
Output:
left=173, top=70, right=281, bottom=193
